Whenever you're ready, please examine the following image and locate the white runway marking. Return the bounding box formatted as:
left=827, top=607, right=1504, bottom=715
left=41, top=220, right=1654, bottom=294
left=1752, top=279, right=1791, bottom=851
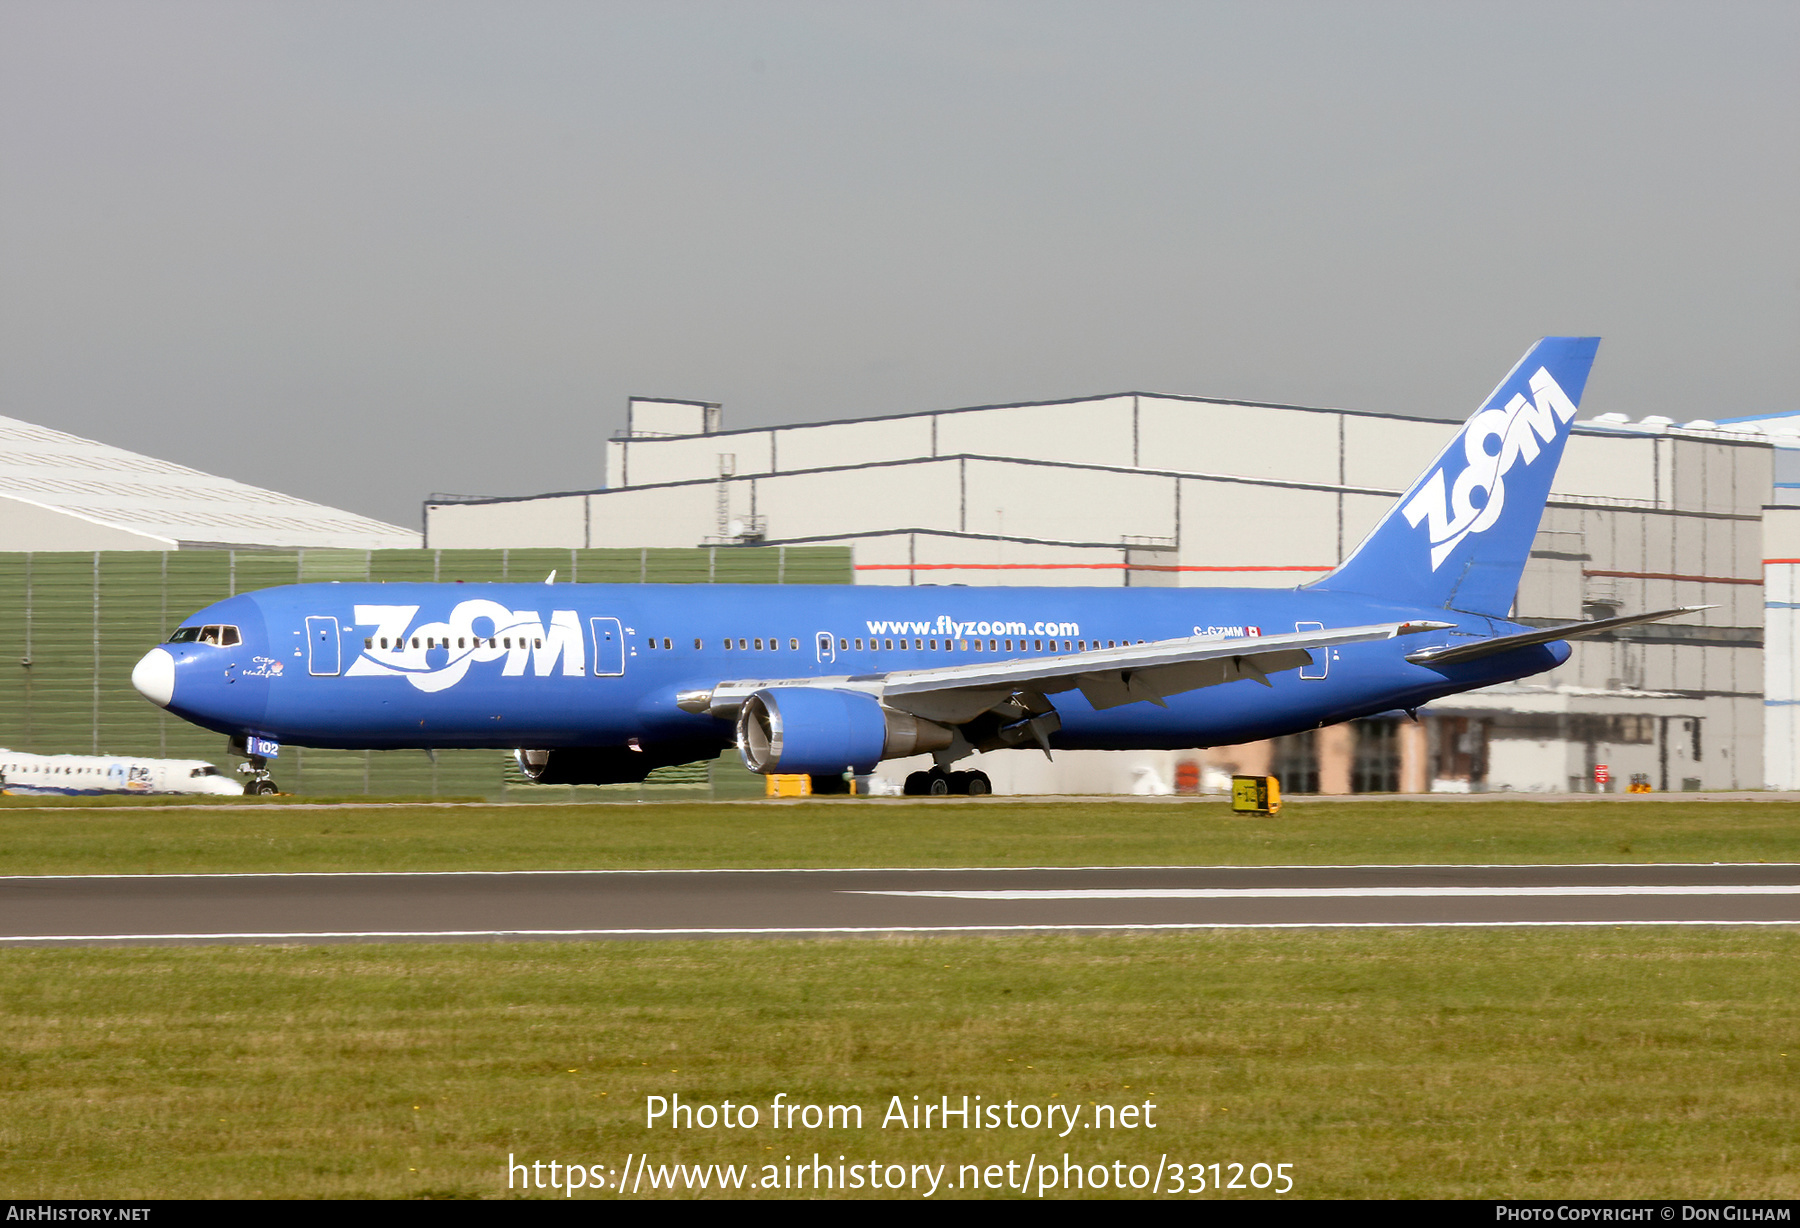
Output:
left=849, top=885, right=1800, bottom=900
left=3, top=862, right=1794, bottom=883
left=3, top=919, right=1798, bottom=944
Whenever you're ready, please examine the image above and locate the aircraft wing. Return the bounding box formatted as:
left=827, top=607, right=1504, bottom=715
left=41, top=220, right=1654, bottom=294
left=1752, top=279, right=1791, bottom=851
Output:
left=1404, top=606, right=1712, bottom=668
left=685, top=620, right=1451, bottom=724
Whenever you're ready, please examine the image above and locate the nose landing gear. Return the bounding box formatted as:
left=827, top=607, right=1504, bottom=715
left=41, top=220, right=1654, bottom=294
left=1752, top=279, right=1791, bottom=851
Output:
left=903, top=767, right=993, bottom=796
left=237, top=756, right=278, bottom=796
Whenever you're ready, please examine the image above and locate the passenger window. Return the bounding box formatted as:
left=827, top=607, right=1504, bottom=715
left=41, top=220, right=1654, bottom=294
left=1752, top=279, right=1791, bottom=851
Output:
left=724, top=639, right=733, bottom=651
left=666, top=638, right=674, bottom=650
left=839, top=638, right=848, bottom=650
left=738, top=639, right=747, bottom=650
left=364, top=638, right=373, bottom=649
left=788, top=638, right=797, bottom=651
left=754, top=639, right=763, bottom=651
left=694, top=638, right=702, bottom=650
left=884, top=639, right=892, bottom=651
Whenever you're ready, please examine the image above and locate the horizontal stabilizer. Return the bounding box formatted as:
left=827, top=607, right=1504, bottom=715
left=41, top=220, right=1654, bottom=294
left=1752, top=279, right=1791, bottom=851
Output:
left=1405, top=606, right=1712, bottom=668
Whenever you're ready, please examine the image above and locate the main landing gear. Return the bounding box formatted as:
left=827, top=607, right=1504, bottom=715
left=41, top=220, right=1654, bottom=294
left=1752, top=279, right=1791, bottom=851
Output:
left=902, top=767, right=992, bottom=797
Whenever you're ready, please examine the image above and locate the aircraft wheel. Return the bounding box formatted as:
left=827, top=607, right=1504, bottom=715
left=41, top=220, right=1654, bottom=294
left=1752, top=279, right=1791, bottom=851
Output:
left=966, top=771, right=992, bottom=797
left=904, top=771, right=932, bottom=796
left=927, top=773, right=951, bottom=797
left=246, top=780, right=277, bottom=796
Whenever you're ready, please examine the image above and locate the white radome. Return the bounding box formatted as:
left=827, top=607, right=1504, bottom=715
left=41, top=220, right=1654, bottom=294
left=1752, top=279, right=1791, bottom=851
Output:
left=131, top=648, right=175, bottom=708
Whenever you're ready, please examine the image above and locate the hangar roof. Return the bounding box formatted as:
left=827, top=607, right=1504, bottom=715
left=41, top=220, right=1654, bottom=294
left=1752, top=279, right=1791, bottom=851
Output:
left=0, top=413, right=420, bottom=550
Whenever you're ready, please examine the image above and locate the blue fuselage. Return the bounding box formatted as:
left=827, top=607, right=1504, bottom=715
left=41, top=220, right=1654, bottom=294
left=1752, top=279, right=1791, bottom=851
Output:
left=143, top=582, right=1567, bottom=755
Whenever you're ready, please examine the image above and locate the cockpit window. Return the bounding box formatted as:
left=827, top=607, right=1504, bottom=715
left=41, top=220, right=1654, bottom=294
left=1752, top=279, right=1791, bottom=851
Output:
left=171, top=625, right=241, bottom=647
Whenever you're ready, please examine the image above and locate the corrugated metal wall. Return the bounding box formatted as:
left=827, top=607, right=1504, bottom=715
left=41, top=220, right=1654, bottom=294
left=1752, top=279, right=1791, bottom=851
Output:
left=0, top=545, right=850, bottom=798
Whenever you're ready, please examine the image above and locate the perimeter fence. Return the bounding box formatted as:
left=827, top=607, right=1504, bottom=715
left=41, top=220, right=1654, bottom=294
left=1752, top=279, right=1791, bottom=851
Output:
left=0, top=545, right=849, bottom=800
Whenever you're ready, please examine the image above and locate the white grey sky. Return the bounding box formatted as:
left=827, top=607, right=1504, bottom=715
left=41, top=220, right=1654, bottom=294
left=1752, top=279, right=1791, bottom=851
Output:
left=2, top=1, right=1794, bottom=528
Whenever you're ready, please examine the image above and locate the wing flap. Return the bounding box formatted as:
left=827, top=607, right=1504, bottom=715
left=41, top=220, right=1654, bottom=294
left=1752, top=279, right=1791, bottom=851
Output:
left=885, top=687, right=1017, bottom=725
left=1074, top=647, right=1316, bottom=711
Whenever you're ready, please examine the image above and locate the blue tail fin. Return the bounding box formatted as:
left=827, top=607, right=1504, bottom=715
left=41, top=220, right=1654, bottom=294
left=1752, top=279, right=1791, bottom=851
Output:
left=1312, top=336, right=1600, bottom=616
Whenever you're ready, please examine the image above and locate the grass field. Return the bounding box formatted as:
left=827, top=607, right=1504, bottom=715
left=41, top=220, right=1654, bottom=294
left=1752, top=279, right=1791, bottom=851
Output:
left=0, top=796, right=1796, bottom=875
left=0, top=797, right=1794, bottom=1199
left=0, top=931, right=1793, bottom=1199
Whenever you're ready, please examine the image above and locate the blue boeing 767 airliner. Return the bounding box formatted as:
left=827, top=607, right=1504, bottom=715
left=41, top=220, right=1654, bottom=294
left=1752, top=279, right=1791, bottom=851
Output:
left=132, top=338, right=1697, bottom=795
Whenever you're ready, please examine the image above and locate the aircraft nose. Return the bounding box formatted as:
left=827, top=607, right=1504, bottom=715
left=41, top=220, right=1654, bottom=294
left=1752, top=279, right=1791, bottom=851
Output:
left=132, top=648, right=175, bottom=708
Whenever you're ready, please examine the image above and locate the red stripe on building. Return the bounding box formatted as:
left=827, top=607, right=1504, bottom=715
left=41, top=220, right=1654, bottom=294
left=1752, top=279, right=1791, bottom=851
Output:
left=1765, top=558, right=1800, bottom=565
left=853, top=562, right=1334, bottom=573
left=1581, top=569, right=1761, bottom=586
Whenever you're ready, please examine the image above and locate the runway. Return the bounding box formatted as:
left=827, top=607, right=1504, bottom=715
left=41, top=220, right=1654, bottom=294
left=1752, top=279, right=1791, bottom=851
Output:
left=2, top=863, right=1798, bottom=945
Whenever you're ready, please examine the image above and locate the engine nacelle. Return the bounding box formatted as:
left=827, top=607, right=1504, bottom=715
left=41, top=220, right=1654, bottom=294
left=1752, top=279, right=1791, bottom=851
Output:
left=514, top=741, right=721, bottom=785
left=736, top=687, right=953, bottom=775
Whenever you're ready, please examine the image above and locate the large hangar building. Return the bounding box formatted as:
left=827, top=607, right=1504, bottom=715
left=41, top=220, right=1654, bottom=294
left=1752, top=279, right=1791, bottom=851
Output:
left=0, top=412, right=420, bottom=551
left=428, top=390, right=1786, bottom=794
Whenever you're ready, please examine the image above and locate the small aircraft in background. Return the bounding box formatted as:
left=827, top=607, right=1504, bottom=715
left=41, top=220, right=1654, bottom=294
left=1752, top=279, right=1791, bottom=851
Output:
left=0, top=750, right=246, bottom=797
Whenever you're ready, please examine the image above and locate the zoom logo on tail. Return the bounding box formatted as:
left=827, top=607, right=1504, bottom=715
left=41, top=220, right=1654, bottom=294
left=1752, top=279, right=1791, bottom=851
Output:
left=1313, top=337, right=1600, bottom=617
left=1402, top=367, right=1580, bottom=571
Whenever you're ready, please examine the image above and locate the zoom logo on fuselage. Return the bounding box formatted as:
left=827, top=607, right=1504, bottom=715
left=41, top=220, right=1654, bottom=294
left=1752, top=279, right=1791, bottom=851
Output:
left=1401, top=366, right=1578, bottom=571
left=343, top=601, right=585, bottom=693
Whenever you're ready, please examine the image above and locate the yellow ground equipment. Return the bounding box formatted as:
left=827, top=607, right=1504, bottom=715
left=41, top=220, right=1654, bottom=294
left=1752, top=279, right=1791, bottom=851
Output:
left=1231, top=774, right=1281, bottom=815
left=765, top=774, right=813, bottom=798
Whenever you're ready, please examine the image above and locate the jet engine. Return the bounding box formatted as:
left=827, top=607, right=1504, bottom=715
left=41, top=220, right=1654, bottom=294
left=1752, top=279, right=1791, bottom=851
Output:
left=736, top=687, right=953, bottom=775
